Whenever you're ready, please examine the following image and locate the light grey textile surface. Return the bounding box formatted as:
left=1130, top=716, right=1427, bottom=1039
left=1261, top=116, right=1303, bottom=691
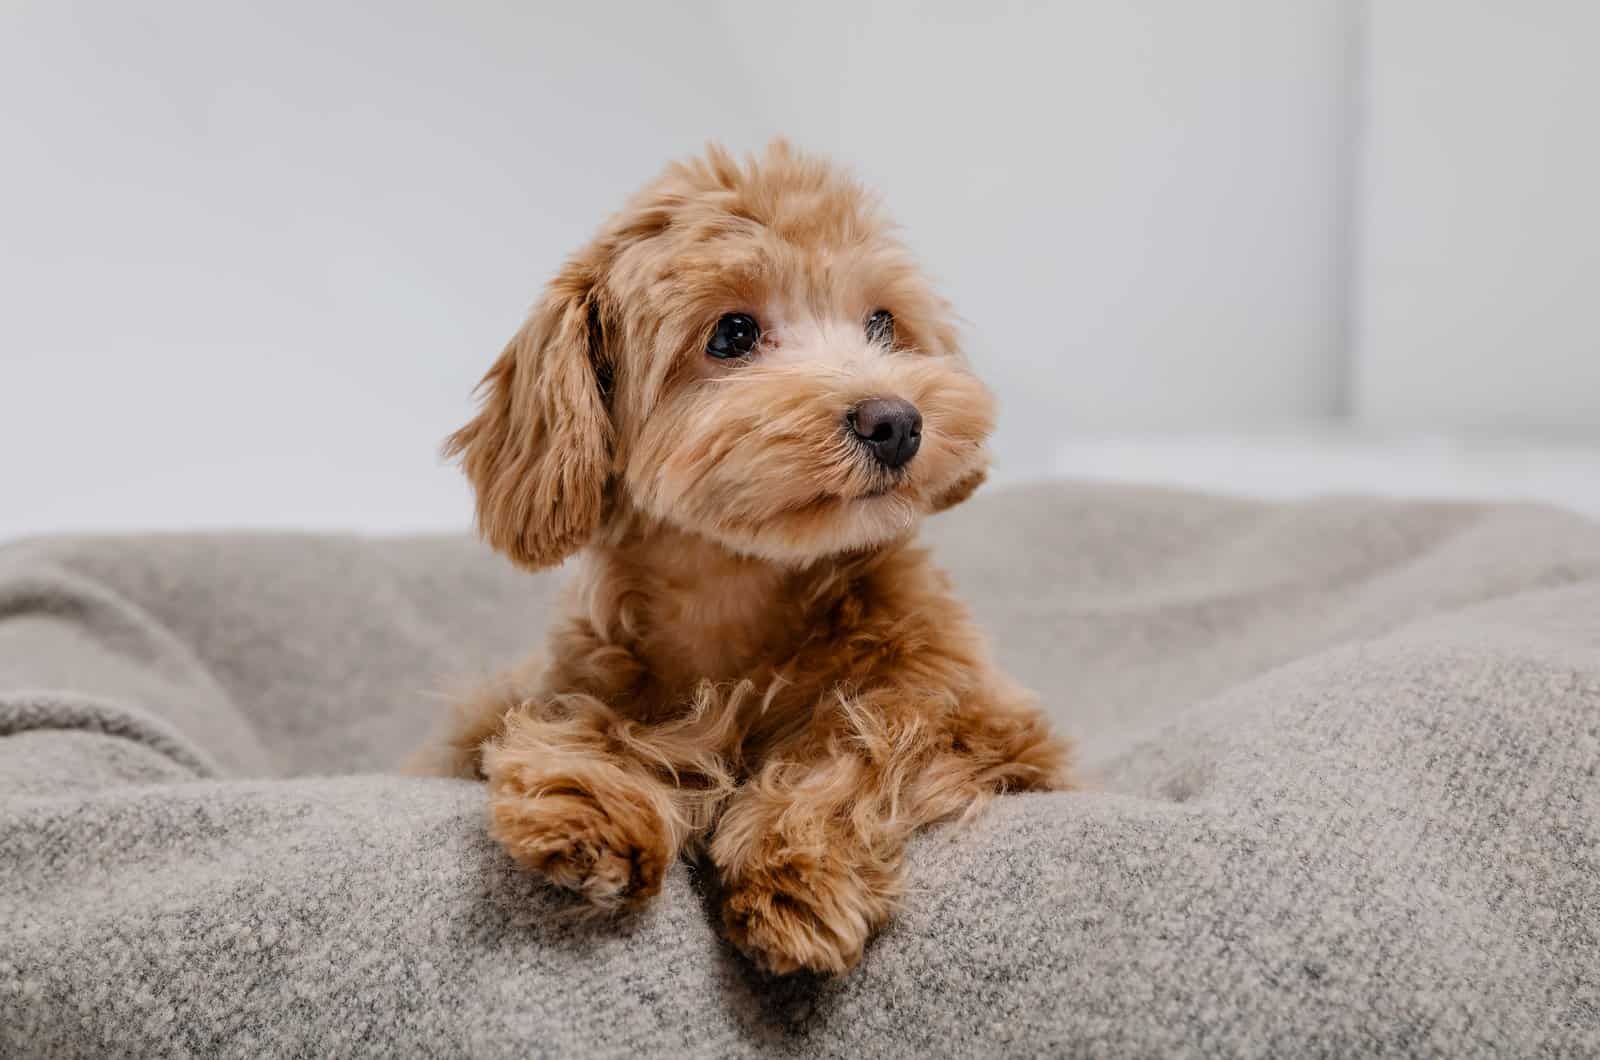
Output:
left=2, top=482, right=1597, bottom=1057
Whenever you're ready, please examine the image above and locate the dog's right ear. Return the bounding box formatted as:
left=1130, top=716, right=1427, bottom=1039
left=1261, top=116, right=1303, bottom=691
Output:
left=445, top=260, right=613, bottom=570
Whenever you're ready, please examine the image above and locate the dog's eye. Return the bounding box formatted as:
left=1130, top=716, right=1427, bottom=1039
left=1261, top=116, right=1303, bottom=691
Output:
left=865, top=309, right=895, bottom=346
left=707, top=313, right=761, bottom=359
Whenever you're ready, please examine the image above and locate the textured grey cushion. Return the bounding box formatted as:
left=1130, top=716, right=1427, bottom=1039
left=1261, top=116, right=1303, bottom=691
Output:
left=2, top=482, right=1598, bottom=1057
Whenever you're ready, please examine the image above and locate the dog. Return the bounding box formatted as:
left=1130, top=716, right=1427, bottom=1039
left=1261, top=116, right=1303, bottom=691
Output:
left=411, top=141, right=1071, bottom=976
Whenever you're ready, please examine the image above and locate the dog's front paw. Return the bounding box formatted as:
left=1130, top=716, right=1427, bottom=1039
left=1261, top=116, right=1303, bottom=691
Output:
left=485, top=768, right=671, bottom=913
left=720, top=851, right=892, bottom=975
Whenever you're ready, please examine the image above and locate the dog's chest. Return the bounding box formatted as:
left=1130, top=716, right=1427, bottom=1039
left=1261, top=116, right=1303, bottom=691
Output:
left=640, top=578, right=792, bottom=688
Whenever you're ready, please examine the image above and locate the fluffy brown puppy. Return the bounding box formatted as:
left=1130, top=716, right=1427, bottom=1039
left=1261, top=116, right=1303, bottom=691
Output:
left=413, top=141, right=1071, bottom=976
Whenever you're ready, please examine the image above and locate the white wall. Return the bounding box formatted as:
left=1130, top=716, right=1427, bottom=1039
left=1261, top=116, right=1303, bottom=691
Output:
left=0, top=1, right=1363, bottom=538
left=1355, top=1, right=1600, bottom=433
left=0, top=1, right=768, bottom=537
left=714, top=0, right=1355, bottom=455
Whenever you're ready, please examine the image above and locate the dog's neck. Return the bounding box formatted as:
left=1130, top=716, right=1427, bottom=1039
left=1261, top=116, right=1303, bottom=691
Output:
left=584, top=516, right=894, bottom=693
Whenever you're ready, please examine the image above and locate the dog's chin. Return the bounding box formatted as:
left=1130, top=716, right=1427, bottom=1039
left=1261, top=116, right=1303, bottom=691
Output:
left=676, top=486, right=929, bottom=566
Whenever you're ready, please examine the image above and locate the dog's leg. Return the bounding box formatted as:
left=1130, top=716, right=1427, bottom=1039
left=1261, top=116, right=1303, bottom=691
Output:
left=479, top=700, right=681, bottom=912
left=711, top=680, right=1069, bottom=974
left=402, top=661, right=541, bottom=779
left=482, top=688, right=741, bottom=913
left=711, top=745, right=904, bottom=976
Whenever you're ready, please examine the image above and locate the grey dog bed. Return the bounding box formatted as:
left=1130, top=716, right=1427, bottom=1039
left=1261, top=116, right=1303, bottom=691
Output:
left=2, top=481, right=1598, bottom=1057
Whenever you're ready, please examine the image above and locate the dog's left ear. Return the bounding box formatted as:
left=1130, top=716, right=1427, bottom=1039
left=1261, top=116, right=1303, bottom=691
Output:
left=930, top=466, right=987, bottom=513
left=445, top=259, right=613, bottom=570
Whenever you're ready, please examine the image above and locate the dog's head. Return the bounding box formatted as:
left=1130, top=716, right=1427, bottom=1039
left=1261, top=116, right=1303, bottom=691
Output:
left=448, top=141, right=994, bottom=569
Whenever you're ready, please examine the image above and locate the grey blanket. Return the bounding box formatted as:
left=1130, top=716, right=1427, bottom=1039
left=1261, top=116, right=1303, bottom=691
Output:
left=2, top=482, right=1597, bottom=1057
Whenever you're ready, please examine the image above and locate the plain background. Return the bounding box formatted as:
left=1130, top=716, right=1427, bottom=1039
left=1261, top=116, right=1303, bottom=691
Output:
left=2, top=1, right=1596, bottom=540
left=1355, top=0, right=1600, bottom=430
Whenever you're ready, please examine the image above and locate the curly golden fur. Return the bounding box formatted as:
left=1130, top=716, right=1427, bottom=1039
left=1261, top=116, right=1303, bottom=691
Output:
left=411, top=141, right=1071, bottom=976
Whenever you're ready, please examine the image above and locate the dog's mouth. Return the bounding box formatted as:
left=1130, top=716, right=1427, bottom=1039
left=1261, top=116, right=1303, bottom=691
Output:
left=854, top=466, right=916, bottom=501
left=772, top=472, right=910, bottom=522
left=784, top=479, right=900, bottom=517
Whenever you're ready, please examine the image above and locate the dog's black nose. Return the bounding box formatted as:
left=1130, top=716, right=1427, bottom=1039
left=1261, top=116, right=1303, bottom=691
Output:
left=848, top=397, right=923, bottom=469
